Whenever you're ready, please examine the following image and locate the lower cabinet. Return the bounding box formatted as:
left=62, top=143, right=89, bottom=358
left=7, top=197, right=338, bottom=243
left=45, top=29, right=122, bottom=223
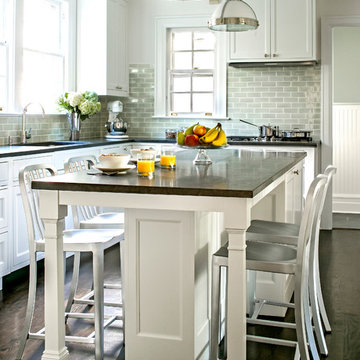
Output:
left=0, top=231, right=9, bottom=288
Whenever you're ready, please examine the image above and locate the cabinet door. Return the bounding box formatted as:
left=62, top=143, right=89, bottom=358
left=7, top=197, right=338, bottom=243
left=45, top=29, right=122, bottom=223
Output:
left=271, top=0, right=314, bottom=60
left=285, top=163, right=303, bottom=224
left=228, top=0, right=270, bottom=61
left=107, top=0, right=129, bottom=96
left=12, top=186, right=30, bottom=270
left=0, top=188, right=9, bottom=230
left=0, top=231, right=9, bottom=277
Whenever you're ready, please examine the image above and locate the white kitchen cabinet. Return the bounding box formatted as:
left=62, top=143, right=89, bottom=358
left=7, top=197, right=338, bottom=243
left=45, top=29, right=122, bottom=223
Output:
left=0, top=231, right=9, bottom=287
left=285, top=161, right=303, bottom=224
left=229, top=0, right=316, bottom=62
left=77, top=0, right=129, bottom=96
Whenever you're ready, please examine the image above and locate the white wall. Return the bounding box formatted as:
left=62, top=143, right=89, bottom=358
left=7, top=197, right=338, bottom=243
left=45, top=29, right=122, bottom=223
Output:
left=318, top=0, right=360, bottom=17
left=333, top=27, right=360, bottom=104
left=128, top=0, right=215, bottom=64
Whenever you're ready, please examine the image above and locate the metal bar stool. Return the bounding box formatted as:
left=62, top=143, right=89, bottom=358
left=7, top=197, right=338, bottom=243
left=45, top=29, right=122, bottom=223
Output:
left=16, top=164, right=124, bottom=360
left=210, top=175, right=328, bottom=360
left=63, top=155, right=125, bottom=323
left=246, top=165, right=336, bottom=356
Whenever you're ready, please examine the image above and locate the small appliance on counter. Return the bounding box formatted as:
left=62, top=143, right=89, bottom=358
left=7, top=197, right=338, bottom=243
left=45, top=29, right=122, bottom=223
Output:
left=105, top=100, right=129, bottom=139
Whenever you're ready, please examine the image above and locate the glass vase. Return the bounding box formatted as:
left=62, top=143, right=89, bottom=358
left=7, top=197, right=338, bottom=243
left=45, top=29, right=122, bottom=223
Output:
left=67, top=112, right=81, bottom=141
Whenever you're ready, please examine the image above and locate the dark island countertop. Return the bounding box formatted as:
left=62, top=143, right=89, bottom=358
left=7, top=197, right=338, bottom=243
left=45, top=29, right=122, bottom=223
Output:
left=32, top=148, right=306, bottom=198
left=0, top=137, right=319, bottom=158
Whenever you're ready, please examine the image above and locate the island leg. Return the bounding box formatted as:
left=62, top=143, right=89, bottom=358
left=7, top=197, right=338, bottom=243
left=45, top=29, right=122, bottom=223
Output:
left=224, top=201, right=250, bottom=360
left=39, top=190, right=70, bottom=360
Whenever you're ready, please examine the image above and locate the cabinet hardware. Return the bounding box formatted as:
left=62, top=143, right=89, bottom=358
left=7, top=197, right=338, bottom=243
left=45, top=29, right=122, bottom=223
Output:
left=264, top=54, right=270, bottom=58
left=272, top=53, right=279, bottom=57
left=293, top=170, right=299, bottom=175
left=116, top=86, right=123, bottom=90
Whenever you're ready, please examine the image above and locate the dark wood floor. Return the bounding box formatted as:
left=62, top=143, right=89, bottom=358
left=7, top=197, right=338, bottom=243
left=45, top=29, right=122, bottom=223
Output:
left=0, top=229, right=359, bottom=360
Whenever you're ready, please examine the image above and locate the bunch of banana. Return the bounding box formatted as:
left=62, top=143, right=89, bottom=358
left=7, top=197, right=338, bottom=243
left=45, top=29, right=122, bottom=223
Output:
left=199, top=123, right=227, bottom=146
left=212, top=127, right=227, bottom=147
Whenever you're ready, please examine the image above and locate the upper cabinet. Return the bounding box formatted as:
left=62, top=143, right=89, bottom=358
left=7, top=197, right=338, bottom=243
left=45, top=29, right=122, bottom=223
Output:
left=77, top=0, right=129, bottom=97
left=228, top=0, right=316, bottom=62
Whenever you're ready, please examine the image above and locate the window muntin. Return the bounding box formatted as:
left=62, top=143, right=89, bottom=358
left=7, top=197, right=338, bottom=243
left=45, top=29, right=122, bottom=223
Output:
left=169, top=29, right=215, bottom=115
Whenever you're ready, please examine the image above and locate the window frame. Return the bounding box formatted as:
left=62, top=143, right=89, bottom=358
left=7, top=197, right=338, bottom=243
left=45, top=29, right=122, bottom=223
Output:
left=154, top=15, right=227, bottom=119
left=169, top=28, right=215, bottom=116
left=0, top=0, right=76, bottom=115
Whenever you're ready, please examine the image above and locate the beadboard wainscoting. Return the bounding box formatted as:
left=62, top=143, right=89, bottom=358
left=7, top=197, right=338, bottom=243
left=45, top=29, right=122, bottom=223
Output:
left=333, top=104, right=360, bottom=213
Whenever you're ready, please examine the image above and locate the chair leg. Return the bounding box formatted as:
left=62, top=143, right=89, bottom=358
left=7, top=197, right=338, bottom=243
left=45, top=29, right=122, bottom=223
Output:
left=16, top=256, right=38, bottom=360
left=248, top=270, right=256, bottom=317
left=309, top=248, right=328, bottom=356
left=65, top=252, right=81, bottom=315
left=294, top=276, right=311, bottom=360
left=93, top=249, right=105, bottom=360
left=304, top=281, right=320, bottom=360
left=210, top=259, right=221, bottom=360
left=120, top=241, right=126, bottom=345
left=315, top=247, right=332, bottom=333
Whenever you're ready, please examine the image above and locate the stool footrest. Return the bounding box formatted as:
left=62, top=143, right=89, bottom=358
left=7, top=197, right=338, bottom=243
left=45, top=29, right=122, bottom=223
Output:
left=247, top=334, right=297, bottom=348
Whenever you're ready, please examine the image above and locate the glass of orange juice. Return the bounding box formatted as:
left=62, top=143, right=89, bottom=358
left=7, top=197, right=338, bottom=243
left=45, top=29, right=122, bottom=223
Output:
left=137, top=152, right=155, bottom=178
left=160, top=146, right=176, bottom=169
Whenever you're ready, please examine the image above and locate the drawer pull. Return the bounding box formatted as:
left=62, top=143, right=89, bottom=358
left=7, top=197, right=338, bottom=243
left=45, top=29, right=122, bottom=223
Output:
left=293, top=170, right=299, bottom=175
left=116, top=86, right=123, bottom=90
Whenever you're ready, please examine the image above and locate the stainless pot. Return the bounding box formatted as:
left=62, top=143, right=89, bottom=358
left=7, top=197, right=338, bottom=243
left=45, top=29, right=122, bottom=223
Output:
left=281, top=129, right=312, bottom=138
left=239, top=119, right=274, bottom=138
left=259, top=125, right=274, bottom=137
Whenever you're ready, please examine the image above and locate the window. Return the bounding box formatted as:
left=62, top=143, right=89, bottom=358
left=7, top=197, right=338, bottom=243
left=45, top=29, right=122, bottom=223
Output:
left=154, top=16, right=226, bottom=118
left=0, top=0, right=10, bottom=111
left=0, top=0, right=75, bottom=114
left=169, top=30, right=215, bottom=115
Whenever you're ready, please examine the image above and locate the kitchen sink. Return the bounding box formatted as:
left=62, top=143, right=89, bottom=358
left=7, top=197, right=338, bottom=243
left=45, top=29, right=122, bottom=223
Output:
left=20, top=141, right=90, bottom=147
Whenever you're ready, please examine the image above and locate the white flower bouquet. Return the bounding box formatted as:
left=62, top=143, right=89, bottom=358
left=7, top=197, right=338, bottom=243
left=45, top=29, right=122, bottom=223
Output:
left=57, top=91, right=101, bottom=120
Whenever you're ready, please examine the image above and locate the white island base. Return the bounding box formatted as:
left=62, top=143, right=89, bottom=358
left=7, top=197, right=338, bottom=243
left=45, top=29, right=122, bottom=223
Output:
left=125, top=209, right=221, bottom=360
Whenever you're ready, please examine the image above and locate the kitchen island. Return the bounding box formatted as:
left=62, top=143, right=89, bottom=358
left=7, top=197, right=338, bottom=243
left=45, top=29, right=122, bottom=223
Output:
left=32, top=148, right=306, bottom=360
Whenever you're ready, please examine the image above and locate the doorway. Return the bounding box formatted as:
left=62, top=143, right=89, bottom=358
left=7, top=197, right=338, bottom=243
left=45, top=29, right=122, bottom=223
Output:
left=321, top=16, right=360, bottom=229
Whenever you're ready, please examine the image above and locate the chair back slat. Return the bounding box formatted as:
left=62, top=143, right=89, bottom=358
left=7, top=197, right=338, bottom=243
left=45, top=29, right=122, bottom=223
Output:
left=64, top=155, right=99, bottom=227
left=19, top=164, right=57, bottom=254
left=296, top=175, right=327, bottom=277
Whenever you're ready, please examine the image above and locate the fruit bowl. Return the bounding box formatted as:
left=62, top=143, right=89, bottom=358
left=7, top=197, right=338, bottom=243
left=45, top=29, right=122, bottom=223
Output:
left=177, top=122, right=228, bottom=165
left=177, top=144, right=228, bottom=165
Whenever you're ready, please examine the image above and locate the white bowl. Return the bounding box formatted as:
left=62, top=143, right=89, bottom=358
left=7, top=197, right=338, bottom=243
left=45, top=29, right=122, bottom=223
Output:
left=130, top=147, right=157, bottom=159
left=98, top=154, right=131, bottom=169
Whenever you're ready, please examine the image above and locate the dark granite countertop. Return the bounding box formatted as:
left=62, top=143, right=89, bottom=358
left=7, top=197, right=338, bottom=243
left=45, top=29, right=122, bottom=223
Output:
left=0, top=137, right=318, bottom=159
left=32, top=149, right=306, bottom=198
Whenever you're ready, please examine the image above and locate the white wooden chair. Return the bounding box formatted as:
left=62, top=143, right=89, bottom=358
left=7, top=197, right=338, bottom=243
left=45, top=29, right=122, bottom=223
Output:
left=210, top=174, right=328, bottom=360
left=16, top=164, right=124, bottom=360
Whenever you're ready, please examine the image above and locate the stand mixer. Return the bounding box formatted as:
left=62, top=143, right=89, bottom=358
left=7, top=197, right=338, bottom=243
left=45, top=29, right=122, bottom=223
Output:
left=105, top=100, right=129, bottom=139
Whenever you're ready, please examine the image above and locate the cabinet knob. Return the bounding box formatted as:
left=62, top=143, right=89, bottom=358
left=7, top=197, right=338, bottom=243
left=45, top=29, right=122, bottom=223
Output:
left=293, top=170, right=299, bottom=175
left=272, top=53, right=279, bottom=58
left=116, top=86, right=123, bottom=90
left=264, top=53, right=270, bottom=58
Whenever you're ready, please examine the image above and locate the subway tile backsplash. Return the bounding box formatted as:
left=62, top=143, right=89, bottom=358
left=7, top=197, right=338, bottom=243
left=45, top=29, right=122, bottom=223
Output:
left=0, top=64, right=321, bottom=146
left=121, top=63, right=321, bottom=139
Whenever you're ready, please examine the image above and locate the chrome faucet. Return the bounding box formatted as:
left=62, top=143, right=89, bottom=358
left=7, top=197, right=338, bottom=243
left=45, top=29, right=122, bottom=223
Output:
left=22, top=103, right=45, bottom=144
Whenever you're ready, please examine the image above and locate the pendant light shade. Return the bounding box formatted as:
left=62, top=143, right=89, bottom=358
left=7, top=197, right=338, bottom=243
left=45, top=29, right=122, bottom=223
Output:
left=208, top=0, right=259, bottom=32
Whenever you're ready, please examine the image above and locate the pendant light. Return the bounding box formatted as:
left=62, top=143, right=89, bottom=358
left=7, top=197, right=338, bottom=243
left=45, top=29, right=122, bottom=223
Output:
left=208, top=0, right=259, bottom=32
